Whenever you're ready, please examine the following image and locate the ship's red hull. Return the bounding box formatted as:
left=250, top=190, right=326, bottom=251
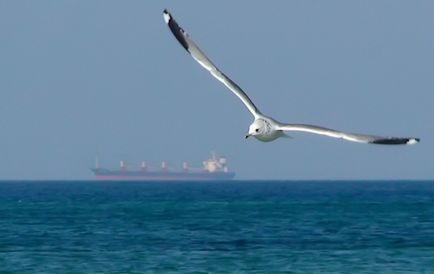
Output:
left=91, top=168, right=235, bottom=181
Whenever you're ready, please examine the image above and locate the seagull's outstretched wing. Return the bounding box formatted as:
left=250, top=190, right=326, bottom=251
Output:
left=277, top=123, right=419, bottom=145
left=163, top=9, right=261, bottom=118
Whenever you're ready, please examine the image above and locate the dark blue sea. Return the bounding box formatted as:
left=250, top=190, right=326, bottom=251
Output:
left=1, top=181, right=434, bottom=273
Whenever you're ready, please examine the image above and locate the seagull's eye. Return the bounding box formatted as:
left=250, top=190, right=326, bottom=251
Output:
left=255, top=128, right=259, bottom=132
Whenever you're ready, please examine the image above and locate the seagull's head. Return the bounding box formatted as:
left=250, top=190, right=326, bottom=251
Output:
left=245, top=120, right=265, bottom=139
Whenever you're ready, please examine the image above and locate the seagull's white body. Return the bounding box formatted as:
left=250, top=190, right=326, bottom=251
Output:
left=163, top=10, right=419, bottom=145
left=247, top=117, right=284, bottom=142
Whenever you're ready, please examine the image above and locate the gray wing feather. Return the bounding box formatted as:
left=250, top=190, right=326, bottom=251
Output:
left=163, top=10, right=261, bottom=118
left=277, top=123, right=419, bottom=145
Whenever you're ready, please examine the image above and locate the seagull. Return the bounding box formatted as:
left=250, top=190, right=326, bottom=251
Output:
left=163, top=9, right=419, bottom=145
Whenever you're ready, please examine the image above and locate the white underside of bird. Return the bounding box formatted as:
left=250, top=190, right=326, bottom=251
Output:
left=163, top=9, right=419, bottom=145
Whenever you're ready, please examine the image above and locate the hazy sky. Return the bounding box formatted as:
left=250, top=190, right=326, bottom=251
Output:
left=0, top=1, right=433, bottom=180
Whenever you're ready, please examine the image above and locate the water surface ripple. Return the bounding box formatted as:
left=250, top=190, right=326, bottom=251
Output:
left=1, top=181, right=433, bottom=273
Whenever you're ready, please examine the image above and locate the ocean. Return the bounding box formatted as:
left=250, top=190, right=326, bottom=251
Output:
left=0, top=181, right=433, bottom=273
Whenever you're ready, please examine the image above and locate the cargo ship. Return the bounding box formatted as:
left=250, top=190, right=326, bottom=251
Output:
left=91, top=153, right=235, bottom=181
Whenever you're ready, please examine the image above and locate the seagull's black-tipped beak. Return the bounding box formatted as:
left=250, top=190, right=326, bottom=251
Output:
left=245, top=134, right=250, bottom=139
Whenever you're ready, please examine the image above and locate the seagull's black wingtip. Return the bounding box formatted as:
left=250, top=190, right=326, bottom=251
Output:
left=370, top=137, right=420, bottom=145
left=163, top=9, right=190, bottom=52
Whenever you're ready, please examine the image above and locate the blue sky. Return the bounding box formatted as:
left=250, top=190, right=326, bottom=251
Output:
left=0, top=1, right=432, bottom=179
